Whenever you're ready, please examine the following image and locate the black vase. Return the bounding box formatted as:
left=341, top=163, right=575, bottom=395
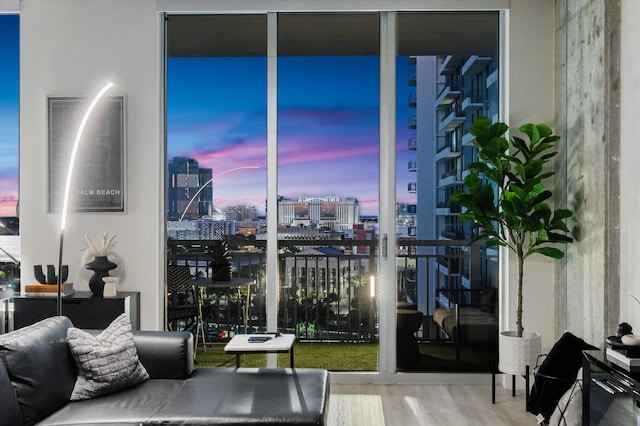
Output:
left=85, top=256, right=117, bottom=297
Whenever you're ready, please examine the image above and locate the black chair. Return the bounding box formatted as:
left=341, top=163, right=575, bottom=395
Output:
left=527, top=332, right=597, bottom=423
left=167, top=265, right=205, bottom=349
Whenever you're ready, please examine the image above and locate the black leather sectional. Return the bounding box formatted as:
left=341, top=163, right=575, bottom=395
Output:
left=0, top=316, right=329, bottom=425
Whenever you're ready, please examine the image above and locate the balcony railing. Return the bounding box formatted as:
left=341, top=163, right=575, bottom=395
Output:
left=167, top=237, right=497, bottom=343
left=408, top=137, right=417, bottom=151
left=408, top=93, right=416, bottom=108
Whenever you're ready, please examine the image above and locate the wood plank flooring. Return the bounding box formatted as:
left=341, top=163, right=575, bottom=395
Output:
left=328, top=383, right=537, bottom=425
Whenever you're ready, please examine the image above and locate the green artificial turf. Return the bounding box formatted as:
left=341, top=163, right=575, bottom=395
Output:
left=195, top=342, right=378, bottom=371
left=194, top=341, right=494, bottom=372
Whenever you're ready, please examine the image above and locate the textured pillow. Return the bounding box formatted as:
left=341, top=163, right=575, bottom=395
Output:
left=67, top=313, right=149, bottom=400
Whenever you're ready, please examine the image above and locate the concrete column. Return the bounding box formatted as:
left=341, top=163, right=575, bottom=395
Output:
left=554, top=0, right=620, bottom=347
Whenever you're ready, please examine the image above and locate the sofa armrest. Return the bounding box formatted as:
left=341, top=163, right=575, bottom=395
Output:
left=86, top=328, right=194, bottom=379
left=133, top=331, right=194, bottom=379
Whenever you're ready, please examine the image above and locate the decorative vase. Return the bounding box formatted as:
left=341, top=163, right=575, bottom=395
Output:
left=33, top=264, right=68, bottom=284
left=102, top=277, right=118, bottom=297
left=85, top=256, right=117, bottom=297
left=498, top=330, right=542, bottom=376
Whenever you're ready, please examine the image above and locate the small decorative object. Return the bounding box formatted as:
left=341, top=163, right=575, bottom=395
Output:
left=34, top=264, right=68, bottom=284
left=34, top=265, right=46, bottom=283
left=82, top=232, right=119, bottom=297
left=621, top=334, right=640, bottom=346
left=206, top=240, right=232, bottom=282
left=617, top=322, right=633, bottom=339
left=102, top=277, right=118, bottom=297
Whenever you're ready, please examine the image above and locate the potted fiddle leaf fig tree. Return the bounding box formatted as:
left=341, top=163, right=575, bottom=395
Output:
left=451, top=117, right=574, bottom=375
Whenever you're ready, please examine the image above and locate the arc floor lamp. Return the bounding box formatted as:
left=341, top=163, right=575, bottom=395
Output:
left=56, top=81, right=114, bottom=316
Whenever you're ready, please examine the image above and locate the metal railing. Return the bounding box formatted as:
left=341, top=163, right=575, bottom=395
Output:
left=166, top=237, right=497, bottom=343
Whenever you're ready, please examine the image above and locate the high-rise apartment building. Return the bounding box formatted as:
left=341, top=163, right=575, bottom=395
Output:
left=409, top=55, right=499, bottom=314
left=167, top=156, right=213, bottom=221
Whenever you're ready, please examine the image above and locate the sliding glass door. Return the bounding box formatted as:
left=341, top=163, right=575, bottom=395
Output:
left=166, top=10, right=500, bottom=373
left=276, top=13, right=380, bottom=371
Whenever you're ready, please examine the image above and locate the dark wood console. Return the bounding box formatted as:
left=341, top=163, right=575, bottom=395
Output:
left=13, top=291, right=139, bottom=330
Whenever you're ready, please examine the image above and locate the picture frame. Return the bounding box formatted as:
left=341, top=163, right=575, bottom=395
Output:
left=47, top=96, right=125, bottom=213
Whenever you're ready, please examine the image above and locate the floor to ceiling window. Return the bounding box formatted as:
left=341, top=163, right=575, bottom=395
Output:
left=0, top=14, right=20, bottom=292
left=166, top=14, right=268, bottom=346
left=395, top=13, right=500, bottom=372
left=166, top=11, right=500, bottom=373
left=276, top=13, right=380, bottom=371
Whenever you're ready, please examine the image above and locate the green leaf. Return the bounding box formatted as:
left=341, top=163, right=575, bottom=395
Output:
left=520, top=123, right=540, bottom=143
left=546, top=232, right=574, bottom=243
left=553, top=209, right=573, bottom=220
left=527, top=247, right=565, bottom=259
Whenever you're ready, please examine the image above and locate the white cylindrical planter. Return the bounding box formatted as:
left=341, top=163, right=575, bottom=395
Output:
left=499, top=331, right=542, bottom=376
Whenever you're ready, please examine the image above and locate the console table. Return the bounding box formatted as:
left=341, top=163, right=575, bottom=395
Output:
left=583, top=349, right=640, bottom=425
left=13, top=291, right=139, bottom=330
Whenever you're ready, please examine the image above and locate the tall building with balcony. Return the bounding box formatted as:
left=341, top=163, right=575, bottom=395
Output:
left=409, top=54, right=499, bottom=316
left=167, top=156, right=213, bottom=221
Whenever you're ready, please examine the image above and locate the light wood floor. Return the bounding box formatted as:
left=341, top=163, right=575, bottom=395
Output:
left=328, top=383, right=537, bottom=425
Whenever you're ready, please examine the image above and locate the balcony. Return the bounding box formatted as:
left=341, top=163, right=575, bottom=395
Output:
left=438, top=110, right=466, bottom=133
left=438, top=55, right=464, bottom=76
left=462, top=132, right=475, bottom=146
left=407, top=137, right=417, bottom=151
left=441, top=229, right=466, bottom=240
left=408, top=56, right=416, bottom=65
left=435, top=141, right=460, bottom=162
left=169, top=237, right=498, bottom=373
left=408, top=70, right=416, bottom=86
left=436, top=201, right=462, bottom=216
left=407, top=182, right=417, bottom=193
left=462, top=55, right=492, bottom=76
left=408, top=93, right=416, bottom=108
left=167, top=237, right=496, bottom=342
left=461, top=96, right=483, bottom=113
left=435, top=86, right=461, bottom=110
left=486, top=69, right=498, bottom=88
left=407, top=160, right=417, bottom=172
left=438, top=170, right=463, bottom=188
left=408, top=115, right=417, bottom=129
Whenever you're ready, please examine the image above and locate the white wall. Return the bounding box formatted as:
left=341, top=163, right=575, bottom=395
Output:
left=15, top=0, right=556, bottom=340
left=504, top=0, right=556, bottom=352
left=620, top=0, right=640, bottom=328
left=19, top=0, right=164, bottom=330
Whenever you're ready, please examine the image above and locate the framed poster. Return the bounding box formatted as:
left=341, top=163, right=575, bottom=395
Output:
left=47, top=96, right=125, bottom=213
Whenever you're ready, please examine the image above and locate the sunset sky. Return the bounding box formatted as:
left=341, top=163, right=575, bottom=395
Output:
left=0, top=14, right=415, bottom=219
left=167, top=55, right=415, bottom=216
left=0, top=15, right=19, bottom=218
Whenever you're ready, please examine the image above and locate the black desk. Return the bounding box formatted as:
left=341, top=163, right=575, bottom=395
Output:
left=583, top=349, right=640, bottom=425
left=13, top=291, right=139, bottom=330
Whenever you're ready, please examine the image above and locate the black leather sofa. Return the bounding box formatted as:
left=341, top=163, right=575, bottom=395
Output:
left=0, top=316, right=329, bottom=426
